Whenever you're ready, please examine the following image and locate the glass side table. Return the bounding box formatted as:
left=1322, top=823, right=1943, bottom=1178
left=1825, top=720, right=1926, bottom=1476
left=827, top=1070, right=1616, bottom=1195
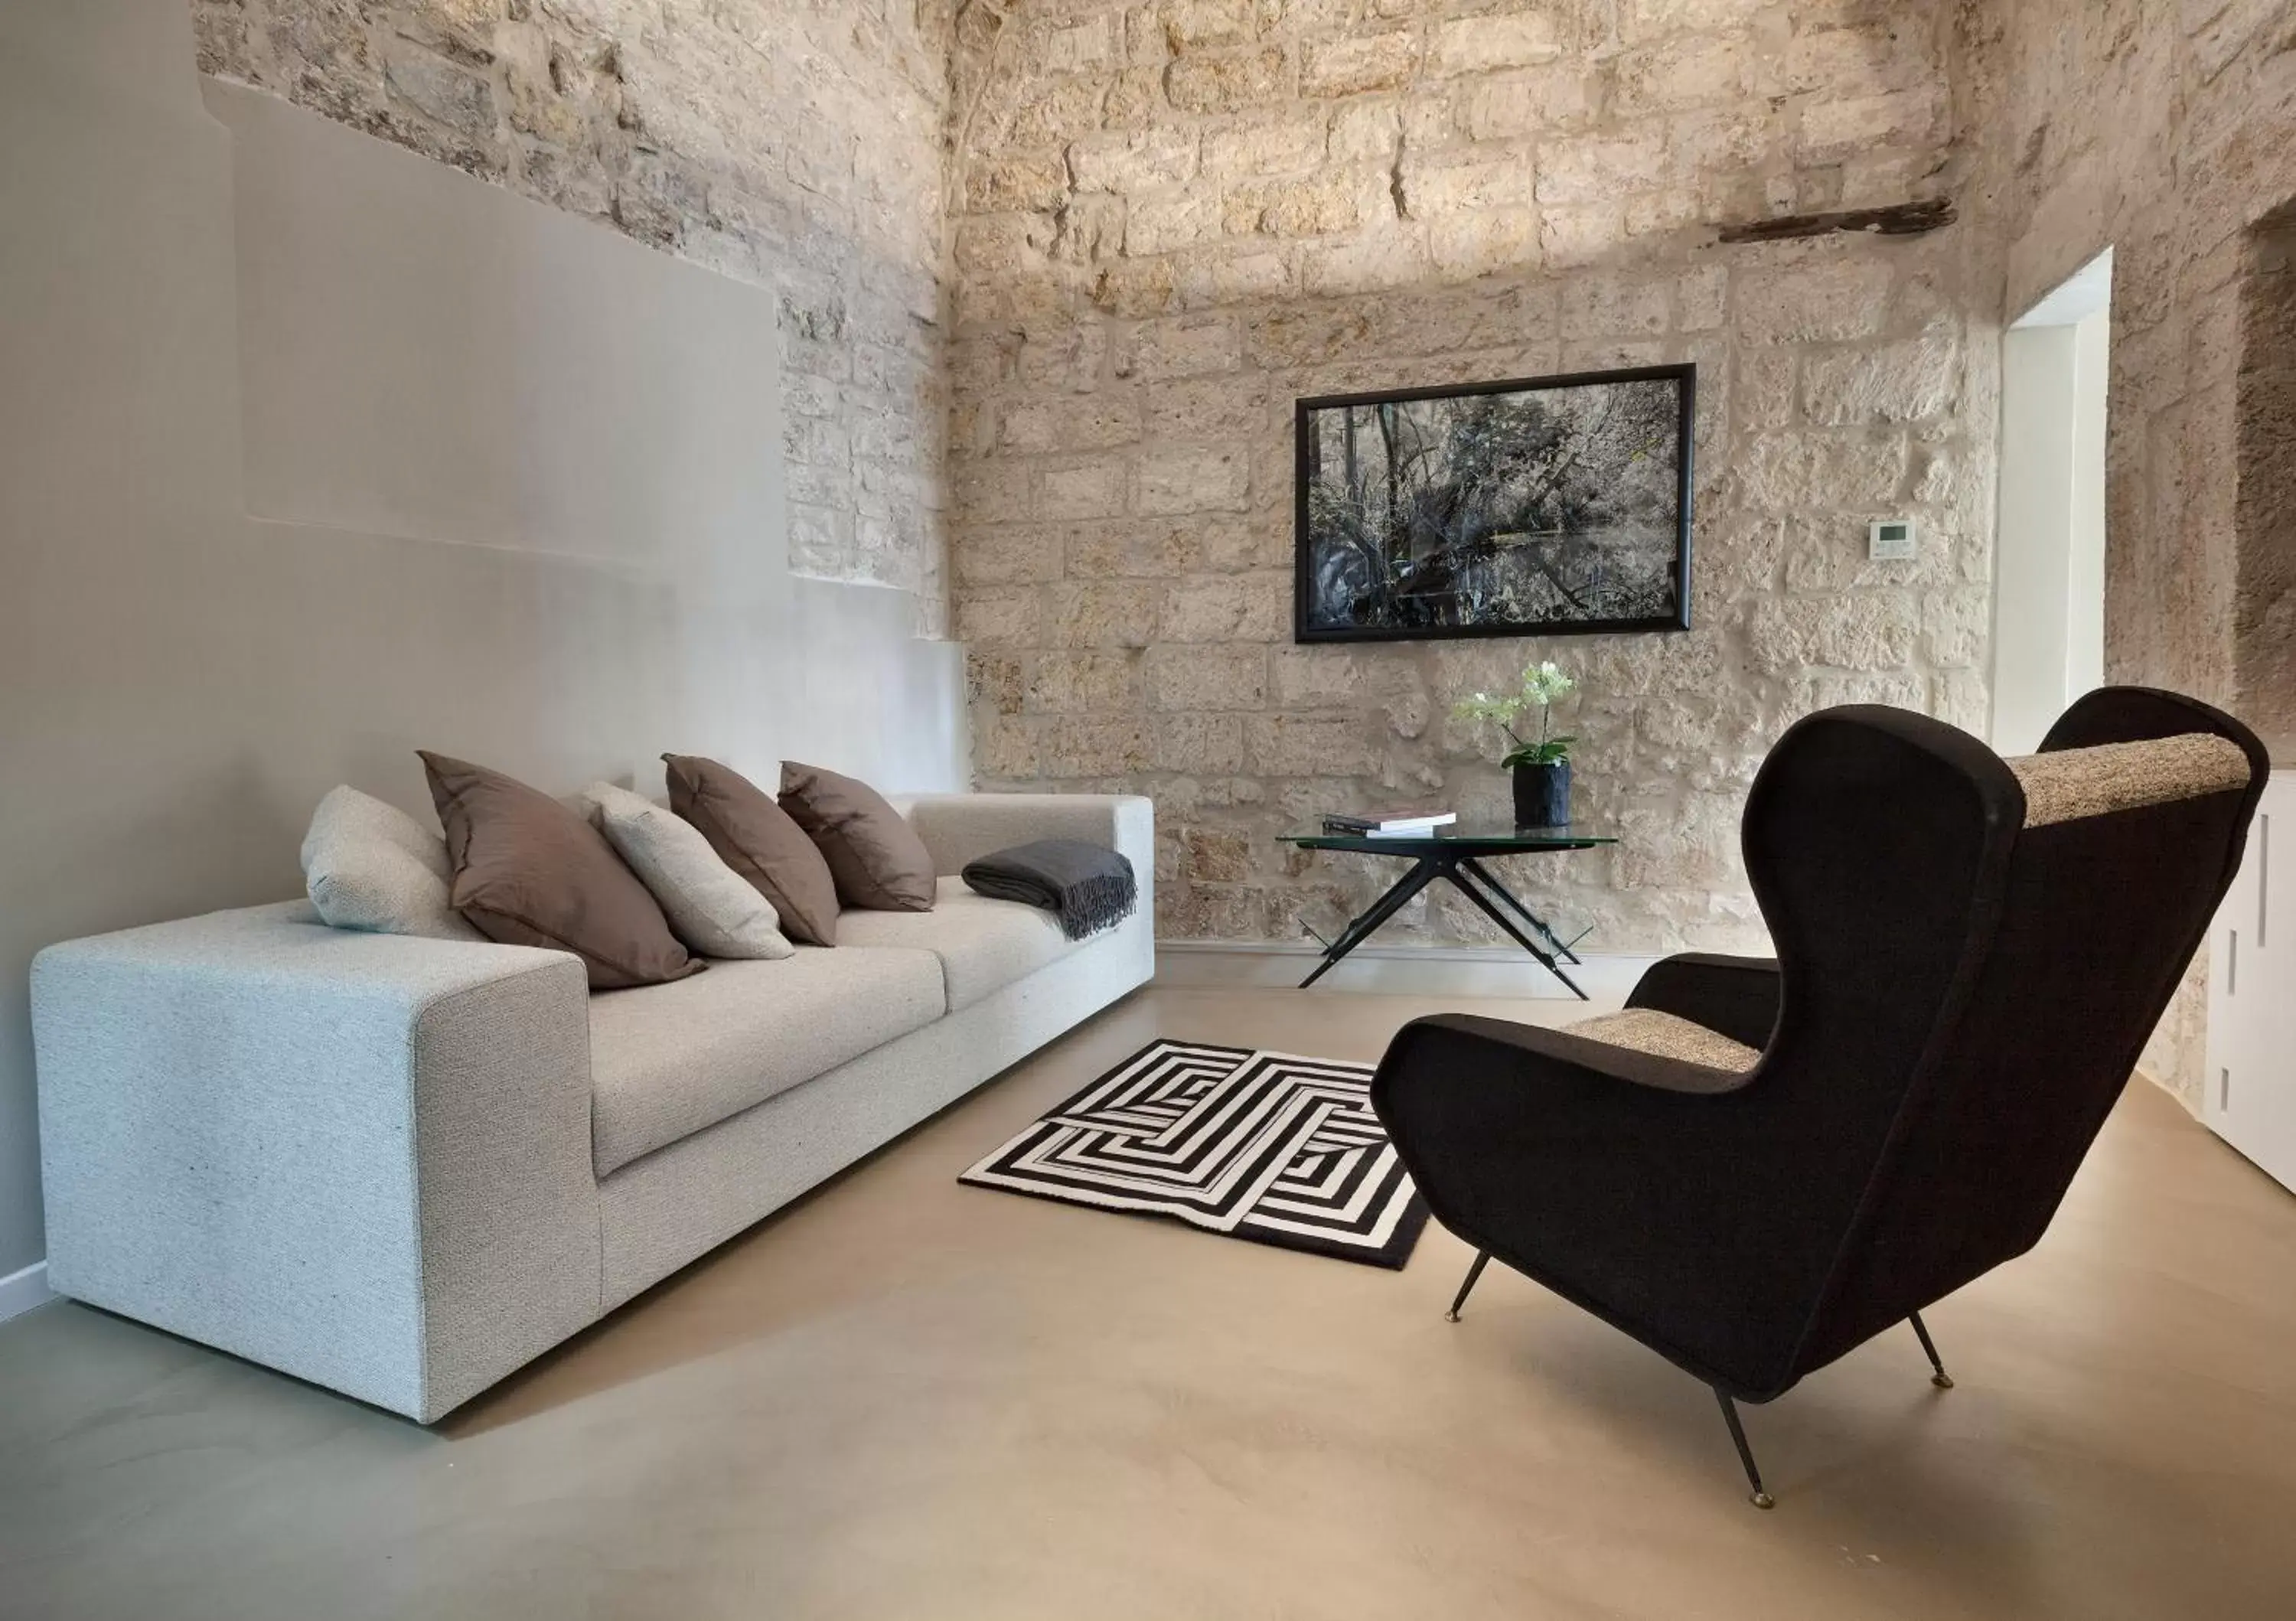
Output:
left=1278, top=822, right=1618, bottom=999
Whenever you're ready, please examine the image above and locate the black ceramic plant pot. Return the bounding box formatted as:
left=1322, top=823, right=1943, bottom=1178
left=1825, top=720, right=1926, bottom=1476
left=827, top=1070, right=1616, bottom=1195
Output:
left=1513, top=761, right=1571, bottom=827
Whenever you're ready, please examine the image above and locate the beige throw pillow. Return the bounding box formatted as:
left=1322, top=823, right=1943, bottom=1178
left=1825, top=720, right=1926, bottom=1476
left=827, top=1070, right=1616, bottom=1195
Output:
left=582, top=781, right=794, bottom=961
left=300, top=784, right=484, bottom=942
left=778, top=762, right=937, bottom=913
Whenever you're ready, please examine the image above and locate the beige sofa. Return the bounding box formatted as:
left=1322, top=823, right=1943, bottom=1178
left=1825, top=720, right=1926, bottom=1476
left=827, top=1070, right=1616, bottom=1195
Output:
left=31, top=794, right=1153, bottom=1422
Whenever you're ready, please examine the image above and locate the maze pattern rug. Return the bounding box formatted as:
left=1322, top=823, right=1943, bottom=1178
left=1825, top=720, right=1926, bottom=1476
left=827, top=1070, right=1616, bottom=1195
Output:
left=960, top=1040, right=1429, bottom=1268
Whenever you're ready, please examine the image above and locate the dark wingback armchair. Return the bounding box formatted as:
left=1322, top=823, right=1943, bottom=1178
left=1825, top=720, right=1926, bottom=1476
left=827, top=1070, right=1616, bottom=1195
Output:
left=1371, top=688, right=2267, bottom=1506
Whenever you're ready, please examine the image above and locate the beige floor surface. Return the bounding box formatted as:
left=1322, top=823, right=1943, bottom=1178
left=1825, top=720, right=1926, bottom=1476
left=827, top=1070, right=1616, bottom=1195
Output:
left=4, top=984, right=2294, bottom=1619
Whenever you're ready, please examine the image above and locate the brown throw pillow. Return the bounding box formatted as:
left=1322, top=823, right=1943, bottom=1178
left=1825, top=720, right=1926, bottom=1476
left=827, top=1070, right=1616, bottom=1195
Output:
left=661, top=754, right=843, bottom=945
left=418, top=751, right=700, bottom=990
left=778, top=761, right=937, bottom=913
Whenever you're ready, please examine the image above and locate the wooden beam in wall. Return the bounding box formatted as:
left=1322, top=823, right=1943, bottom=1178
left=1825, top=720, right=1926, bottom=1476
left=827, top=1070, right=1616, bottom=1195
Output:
left=1717, top=197, right=1957, bottom=246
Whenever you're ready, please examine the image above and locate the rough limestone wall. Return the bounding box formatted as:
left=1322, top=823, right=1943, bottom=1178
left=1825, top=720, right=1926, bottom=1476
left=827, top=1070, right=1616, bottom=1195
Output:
left=945, top=0, right=1991, bottom=954
left=191, top=0, right=956, bottom=632
left=1971, top=0, right=2296, bottom=726
left=2238, top=220, right=2296, bottom=757
left=1962, top=0, right=2296, bottom=1107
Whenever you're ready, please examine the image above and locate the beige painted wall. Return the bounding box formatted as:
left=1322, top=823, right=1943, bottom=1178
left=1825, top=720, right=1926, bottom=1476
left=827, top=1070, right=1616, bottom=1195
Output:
left=942, top=0, right=1994, bottom=954
left=191, top=0, right=956, bottom=626
left=0, top=1, right=964, bottom=1281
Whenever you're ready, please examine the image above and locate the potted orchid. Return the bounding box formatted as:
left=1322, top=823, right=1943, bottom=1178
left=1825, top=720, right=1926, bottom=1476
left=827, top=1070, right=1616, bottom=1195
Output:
left=1453, top=660, right=1580, bottom=827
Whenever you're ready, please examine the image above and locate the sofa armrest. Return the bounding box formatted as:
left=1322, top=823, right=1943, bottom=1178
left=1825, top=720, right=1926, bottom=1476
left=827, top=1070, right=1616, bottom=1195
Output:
left=31, top=902, right=600, bottom=1422
left=907, top=793, right=1154, bottom=884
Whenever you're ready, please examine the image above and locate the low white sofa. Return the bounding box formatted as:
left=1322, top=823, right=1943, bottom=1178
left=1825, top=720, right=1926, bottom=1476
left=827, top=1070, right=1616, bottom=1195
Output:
left=31, top=794, right=1153, bottom=1422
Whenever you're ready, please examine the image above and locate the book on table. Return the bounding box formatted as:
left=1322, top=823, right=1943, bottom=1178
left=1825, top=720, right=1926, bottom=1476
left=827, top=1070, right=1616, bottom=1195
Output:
left=1321, top=810, right=1457, bottom=837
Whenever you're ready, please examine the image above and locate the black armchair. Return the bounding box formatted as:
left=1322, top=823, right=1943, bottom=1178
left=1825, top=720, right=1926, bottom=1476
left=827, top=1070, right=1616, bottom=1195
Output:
left=1371, top=688, right=2268, bottom=1506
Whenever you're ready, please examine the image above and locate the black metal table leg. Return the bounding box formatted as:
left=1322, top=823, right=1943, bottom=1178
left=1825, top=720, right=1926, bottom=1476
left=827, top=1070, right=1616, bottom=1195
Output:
left=1440, top=857, right=1589, bottom=1000
left=1293, top=840, right=1600, bottom=995
left=1459, top=855, right=1585, bottom=964
left=1297, top=857, right=1440, bottom=988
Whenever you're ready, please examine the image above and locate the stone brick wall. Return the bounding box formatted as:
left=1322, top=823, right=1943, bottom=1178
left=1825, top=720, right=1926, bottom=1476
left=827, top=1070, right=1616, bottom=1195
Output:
left=945, top=0, right=1990, bottom=954
left=191, top=0, right=956, bottom=631
left=1961, top=0, right=2296, bottom=1106
left=166, top=0, right=2296, bottom=1099
left=950, top=0, right=1957, bottom=321
left=1970, top=0, right=2296, bottom=745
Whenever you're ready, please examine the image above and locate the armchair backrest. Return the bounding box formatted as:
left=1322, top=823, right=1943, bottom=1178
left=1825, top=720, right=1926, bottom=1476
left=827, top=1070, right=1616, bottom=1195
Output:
left=1743, top=689, right=2266, bottom=1384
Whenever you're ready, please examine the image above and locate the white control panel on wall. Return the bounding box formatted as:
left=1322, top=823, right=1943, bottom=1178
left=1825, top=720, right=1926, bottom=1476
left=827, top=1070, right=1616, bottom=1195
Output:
left=1868, top=518, right=1917, bottom=561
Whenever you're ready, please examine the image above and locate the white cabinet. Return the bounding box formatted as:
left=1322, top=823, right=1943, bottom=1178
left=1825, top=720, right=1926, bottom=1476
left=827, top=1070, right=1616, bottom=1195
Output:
left=2206, top=771, right=2296, bottom=1192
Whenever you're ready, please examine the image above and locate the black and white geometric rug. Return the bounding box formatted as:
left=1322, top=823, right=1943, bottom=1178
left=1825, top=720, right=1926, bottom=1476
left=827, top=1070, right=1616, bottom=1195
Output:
left=959, top=1040, right=1429, bottom=1269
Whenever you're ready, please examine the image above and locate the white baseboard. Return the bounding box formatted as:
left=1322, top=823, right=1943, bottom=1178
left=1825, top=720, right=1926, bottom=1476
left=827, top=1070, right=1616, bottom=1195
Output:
left=0, top=1261, right=54, bottom=1323
left=1153, top=938, right=1658, bottom=1001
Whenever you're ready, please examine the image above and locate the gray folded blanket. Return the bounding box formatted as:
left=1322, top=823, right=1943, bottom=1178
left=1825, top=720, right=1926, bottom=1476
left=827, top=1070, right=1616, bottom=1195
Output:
left=961, top=838, right=1137, bottom=941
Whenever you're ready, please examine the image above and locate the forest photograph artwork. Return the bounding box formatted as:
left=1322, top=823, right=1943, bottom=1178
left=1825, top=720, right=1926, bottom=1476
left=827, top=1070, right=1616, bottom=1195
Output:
left=1293, top=365, right=1694, bottom=642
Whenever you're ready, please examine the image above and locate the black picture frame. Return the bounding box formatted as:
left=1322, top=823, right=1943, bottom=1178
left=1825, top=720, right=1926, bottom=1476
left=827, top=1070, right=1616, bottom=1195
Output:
left=1292, top=362, right=1697, bottom=644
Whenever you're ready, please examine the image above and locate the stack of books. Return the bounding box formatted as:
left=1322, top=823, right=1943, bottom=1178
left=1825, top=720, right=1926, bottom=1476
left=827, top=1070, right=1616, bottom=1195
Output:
left=1321, top=809, right=1457, bottom=838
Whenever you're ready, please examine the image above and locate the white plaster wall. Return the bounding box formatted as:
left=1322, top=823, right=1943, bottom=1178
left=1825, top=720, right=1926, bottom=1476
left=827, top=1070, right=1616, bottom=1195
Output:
left=2067, top=309, right=2110, bottom=706
left=0, top=0, right=964, bottom=1283
left=1991, top=322, right=2081, bottom=755
left=1991, top=258, right=2110, bottom=756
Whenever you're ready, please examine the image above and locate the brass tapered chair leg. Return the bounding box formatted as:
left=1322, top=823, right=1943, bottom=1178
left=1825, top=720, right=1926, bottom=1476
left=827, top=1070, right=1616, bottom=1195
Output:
left=1909, top=1311, right=1955, bottom=1388
left=1713, top=1388, right=1775, bottom=1509
left=1444, top=1251, right=1492, bottom=1323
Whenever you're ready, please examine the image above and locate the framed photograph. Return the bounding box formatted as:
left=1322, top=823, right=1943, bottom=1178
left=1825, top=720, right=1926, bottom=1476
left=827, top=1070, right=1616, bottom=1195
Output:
left=1293, top=364, right=1695, bottom=644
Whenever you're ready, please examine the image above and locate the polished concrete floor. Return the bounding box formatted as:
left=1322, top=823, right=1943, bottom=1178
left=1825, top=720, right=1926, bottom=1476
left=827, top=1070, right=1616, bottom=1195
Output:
left=5, top=984, right=2296, bottom=1619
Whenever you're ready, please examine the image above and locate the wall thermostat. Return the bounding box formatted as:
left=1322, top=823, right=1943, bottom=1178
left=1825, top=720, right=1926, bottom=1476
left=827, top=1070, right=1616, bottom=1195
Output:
left=1868, top=518, right=1917, bottom=561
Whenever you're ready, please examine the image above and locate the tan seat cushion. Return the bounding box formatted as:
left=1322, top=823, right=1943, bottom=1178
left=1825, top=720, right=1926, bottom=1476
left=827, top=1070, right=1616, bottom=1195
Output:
left=2004, top=733, right=2251, bottom=827
left=589, top=945, right=943, bottom=1175
left=834, top=876, right=1078, bottom=1011
left=1566, top=1008, right=1763, bottom=1073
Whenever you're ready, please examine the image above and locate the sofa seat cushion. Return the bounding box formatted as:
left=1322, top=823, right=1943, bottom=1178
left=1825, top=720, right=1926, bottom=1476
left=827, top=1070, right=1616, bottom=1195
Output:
left=833, top=876, right=1077, bottom=1011
left=589, top=946, right=944, bottom=1176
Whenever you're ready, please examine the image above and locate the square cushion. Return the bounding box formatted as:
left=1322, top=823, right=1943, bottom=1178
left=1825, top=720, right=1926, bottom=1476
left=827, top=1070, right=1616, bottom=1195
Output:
left=1566, top=1007, right=1762, bottom=1073
left=779, top=761, right=937, bottom=912
left=662, top=753, right=841, bottom=946
left=834, top=875, right=1081, bottom=1011
left=299, top=784, right=483, bottom=941
left=583, top=781, right=794, bottom=960
left=420, top=751, right=699, bottom=990
left=588, top=945, right=944, bottom=1176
